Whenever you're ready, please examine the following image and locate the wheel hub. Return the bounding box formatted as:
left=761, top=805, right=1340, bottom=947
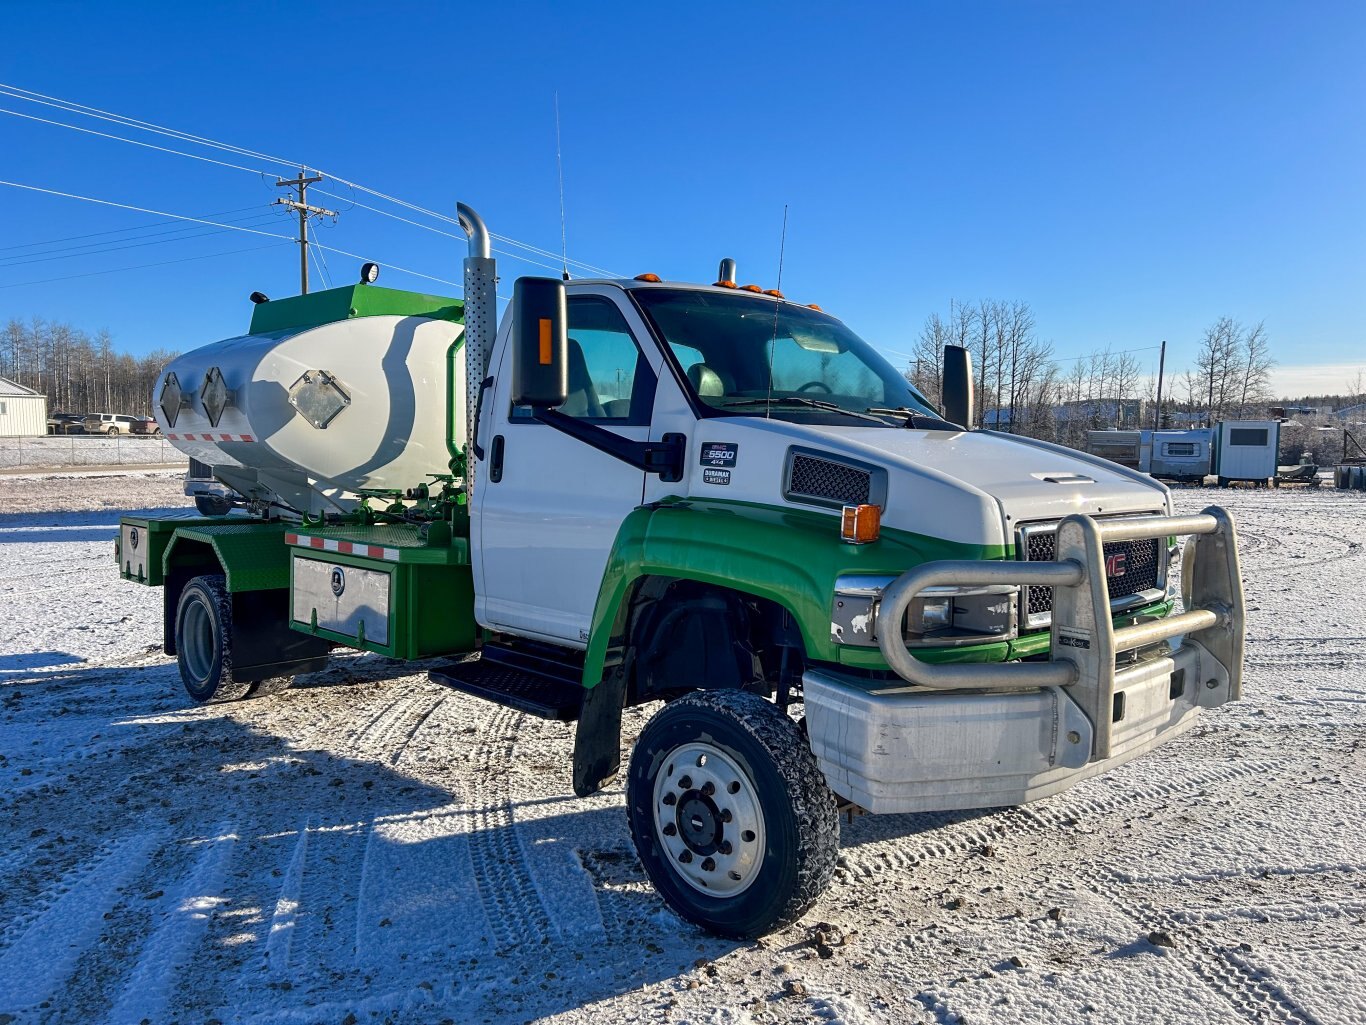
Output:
left=652, top=742, right=765, bottom=897
left=675, top=791, right=723, bottom=856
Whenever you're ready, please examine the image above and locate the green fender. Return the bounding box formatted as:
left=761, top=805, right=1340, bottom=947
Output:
left=579, top=497, right=1009, bottom=688
left=162, top=522, right=291, bottom=592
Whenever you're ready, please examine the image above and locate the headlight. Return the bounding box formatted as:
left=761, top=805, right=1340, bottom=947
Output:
left=832, top=577, right=1018, bottom=649
left=909, top=596, right=953, bottom=633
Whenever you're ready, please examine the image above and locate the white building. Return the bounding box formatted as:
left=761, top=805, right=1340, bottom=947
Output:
left=0, top=377, right=48, bottom=437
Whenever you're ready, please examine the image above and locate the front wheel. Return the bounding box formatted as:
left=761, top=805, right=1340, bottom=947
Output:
left=626, top=689, right=839, bottom=938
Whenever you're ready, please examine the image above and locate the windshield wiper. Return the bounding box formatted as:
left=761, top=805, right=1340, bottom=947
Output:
left=718, top=397, right=888, bottom=423
left=865, top=406, right=957, bottom=430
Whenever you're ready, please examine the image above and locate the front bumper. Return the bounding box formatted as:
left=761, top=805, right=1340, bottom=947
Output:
left=804, top=507, right=1244, bottom=813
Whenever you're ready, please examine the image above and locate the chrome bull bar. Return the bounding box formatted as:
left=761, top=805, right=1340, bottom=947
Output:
left=875, top=507, right=1244, bottom=761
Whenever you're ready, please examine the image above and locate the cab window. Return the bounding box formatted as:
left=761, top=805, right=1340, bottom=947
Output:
left=514, top=296, right=655, bottom=424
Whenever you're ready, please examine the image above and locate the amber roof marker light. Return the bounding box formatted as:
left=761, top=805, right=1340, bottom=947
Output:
left=634, top=273, right=662, bottom=282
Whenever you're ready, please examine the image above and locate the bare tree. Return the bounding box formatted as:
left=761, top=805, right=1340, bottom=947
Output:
left=1236, top=321, right=1275, bottom=416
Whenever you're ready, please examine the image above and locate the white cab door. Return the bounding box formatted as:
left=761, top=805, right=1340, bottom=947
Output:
left=473, top=288, right=664, bottom=647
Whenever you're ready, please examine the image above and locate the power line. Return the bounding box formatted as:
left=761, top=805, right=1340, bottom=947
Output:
left=0, top=179, right=295, bottom=243
left=311, top=187, right=620, bottom=277
left=0, top=177, right=473, bottom=294
left=0, top=242, right=292, bottom=290
left=0, top=105, right=273, bottom=176
left=0, top=81, right=622, bottom=277
left=0, top=205, right=265, bottom=253
left=0, top=83, right=296, bottom=168
left=0, top=213, right=281, bottom=266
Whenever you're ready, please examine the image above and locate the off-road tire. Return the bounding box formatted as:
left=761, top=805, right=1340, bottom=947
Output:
left=175, top=574, right=251, bottom=703
left=195, top=495, right=232, bottom=516
left=627, top=689, right=839, bottom=938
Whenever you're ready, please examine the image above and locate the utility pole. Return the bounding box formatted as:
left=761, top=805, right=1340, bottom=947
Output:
left=1152, top=339, right=1166, bottom=430
left=274, top=167, right=336, bottom=294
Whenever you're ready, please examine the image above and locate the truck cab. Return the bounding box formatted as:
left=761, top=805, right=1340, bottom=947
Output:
left=118, top=204, right=1245, bottom=939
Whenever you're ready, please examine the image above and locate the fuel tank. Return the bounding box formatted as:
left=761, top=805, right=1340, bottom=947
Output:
left=154, top=285, right=465, bottom=514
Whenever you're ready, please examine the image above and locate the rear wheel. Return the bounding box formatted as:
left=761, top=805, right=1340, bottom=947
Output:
left=626, top=689, right=839, bottom=938
left=175, top=574, right=250, bottom=703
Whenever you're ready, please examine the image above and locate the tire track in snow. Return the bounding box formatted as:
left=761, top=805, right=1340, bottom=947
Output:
left=0, top=831, right=162, bottom=1010
left=840, top=758, right=1276, bottom=878
left=103, top=822, right=236, bottom=1025
left=465, top=704, right=557, bottom=951
left=260, top=817, right=311, bottom=976
left=1070, top=861, right=1328, bottom=1025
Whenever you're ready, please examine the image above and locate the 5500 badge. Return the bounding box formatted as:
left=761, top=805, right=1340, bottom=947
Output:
left=699, top=442, right=737, bottom=467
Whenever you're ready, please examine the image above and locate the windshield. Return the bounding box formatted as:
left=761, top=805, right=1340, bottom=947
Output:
left=631, top=288, right=943, bottom=427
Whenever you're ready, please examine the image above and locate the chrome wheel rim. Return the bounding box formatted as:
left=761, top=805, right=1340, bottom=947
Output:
left=181, top=599, right=214, bottom=686
left=653, top=742, right=765, bottom=897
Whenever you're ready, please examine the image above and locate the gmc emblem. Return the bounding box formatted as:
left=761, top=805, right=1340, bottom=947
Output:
left=1105, top=552, right=1128, bottom=578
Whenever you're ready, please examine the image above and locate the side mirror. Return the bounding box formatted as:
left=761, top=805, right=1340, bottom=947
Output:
left=511, top=276, right=568, bottom=409
left=941, top=344, right=974, bottom=429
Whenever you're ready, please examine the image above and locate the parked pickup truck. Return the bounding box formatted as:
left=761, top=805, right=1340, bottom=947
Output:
left=116, top=203, right=1245, bottom=938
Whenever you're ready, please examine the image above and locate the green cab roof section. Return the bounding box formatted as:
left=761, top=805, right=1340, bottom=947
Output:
left=247, top=283, right=464, bottom=335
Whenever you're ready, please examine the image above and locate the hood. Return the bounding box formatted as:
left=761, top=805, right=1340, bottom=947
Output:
left=829, top=426, right=1169, bottom=531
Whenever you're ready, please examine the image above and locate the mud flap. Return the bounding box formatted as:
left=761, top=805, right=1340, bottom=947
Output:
left=573, top=667, right=626, bottom=797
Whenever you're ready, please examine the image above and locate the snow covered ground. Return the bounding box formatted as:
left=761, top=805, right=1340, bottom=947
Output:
left=1, top=472, right=1363, bottom=1025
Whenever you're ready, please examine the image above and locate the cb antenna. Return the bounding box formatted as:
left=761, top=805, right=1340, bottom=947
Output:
left=764, top=203, right=790, bottom=419
left=555, top=92, right=569, bottom=281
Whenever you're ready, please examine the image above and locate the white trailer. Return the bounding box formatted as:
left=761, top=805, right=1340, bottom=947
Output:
left=1214, top=420, right=1281, bottom=486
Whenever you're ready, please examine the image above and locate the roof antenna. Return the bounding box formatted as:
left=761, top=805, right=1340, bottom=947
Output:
left=555, top=92, right=570, bottom=281
left=764, top=204, right=790, bottom=419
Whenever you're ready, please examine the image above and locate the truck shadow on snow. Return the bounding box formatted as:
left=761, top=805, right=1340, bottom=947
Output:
left=0, top=662, right=750, bottom=1022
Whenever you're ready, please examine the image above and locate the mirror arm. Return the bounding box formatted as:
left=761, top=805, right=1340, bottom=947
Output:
left=532, top=409, right=685, bottom=483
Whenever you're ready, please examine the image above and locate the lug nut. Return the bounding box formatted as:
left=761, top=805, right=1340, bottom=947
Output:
left=662, top=792, right=676, bottom=806
left=663, top=823, right=677, bottom=836
left=719, top=841, right=732, bottom=855
left=678, top=775, right=693, bottom=789
left=700, top=781, right=715, bottom=797
left=679, top=850, right=693, bottom=863
left=701, top=857, right=716, bottom=871
left=720, top=809, right=732, bottom=823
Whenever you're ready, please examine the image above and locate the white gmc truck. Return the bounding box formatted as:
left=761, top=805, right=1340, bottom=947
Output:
left=117, top=203, right=1244, bottom=938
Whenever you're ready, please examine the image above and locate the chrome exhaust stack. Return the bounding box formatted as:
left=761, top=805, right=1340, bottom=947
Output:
left=458, top=202, right=496, bottom=489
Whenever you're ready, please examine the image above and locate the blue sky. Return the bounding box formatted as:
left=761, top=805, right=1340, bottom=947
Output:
left=1, top=1, right=1363, bottom=396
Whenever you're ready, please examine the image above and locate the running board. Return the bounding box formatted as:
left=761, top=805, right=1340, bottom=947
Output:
left=429, top=643, right=584, bottom=721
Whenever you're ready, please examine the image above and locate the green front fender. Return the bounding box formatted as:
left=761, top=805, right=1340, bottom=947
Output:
left=580, top=498, right=1009, bottom=688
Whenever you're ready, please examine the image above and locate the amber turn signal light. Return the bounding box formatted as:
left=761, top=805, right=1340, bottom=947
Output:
left=841, top=504, right=881, bottom=544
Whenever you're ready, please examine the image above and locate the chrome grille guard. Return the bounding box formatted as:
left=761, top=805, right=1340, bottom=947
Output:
left=875, top=507, right=1244, bottom=761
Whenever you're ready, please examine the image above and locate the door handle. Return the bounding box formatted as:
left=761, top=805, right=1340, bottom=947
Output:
left=489, top=435, right=505, bottom=483
left=471, top=375, right=494, bottom=460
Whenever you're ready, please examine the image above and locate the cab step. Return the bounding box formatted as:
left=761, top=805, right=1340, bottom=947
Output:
left=429, top=643, right=584, bottom=721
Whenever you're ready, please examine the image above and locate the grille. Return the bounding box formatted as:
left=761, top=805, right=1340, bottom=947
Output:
left=787, top=453, right=871, bottom=506
left=1020, top=526, right=1161, bottom=623
left=188, top=457, right=212, bottom=480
